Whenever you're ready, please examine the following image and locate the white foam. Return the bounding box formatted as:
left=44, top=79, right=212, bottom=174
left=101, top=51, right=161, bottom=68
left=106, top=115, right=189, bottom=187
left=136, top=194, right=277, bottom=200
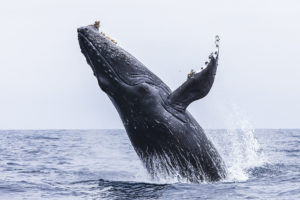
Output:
left=215, top=105, right=267, bottom=182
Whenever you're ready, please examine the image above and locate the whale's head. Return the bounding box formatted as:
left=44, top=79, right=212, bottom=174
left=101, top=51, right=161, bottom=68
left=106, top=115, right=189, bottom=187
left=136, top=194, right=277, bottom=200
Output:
left=78, top=22, right=170, bottom=100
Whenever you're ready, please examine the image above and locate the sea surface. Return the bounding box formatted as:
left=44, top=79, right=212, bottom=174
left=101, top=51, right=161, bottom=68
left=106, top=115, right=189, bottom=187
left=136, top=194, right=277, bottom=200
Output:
left=0, top=129, right=299, bottom=200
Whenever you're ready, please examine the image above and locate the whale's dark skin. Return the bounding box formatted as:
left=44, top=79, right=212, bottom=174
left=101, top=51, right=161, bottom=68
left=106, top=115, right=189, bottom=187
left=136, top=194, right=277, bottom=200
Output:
left=77, top=23, right=227, bottom=182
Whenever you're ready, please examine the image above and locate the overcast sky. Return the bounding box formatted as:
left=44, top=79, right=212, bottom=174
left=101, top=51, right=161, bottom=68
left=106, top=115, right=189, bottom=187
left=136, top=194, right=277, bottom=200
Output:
left=0, top=0, right=299, bottom=129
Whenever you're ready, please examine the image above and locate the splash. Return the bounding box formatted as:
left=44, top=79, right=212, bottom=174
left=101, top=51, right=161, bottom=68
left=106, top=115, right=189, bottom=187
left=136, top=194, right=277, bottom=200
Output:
left=214, top=105, right=267, bottom=182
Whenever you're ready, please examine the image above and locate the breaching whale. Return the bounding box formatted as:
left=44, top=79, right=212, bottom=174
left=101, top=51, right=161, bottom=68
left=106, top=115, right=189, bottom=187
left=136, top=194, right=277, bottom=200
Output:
left=78, top=21, right=226, bottom=182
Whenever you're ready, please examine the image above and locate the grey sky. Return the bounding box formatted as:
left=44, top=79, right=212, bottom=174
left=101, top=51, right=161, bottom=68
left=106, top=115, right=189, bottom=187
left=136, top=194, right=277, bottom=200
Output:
left=0, top=0, right=299, bottom=129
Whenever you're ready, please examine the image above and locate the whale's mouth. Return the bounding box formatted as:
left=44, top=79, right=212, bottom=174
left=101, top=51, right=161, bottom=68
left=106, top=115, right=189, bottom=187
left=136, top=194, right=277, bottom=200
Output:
left=78, top=32, right=98, bottom=74
left=78, top=23, right=155, bottom=88
left=77, top=21, right=116, bottom=76
left=78, top=32, right=106, bottom=73
left=78, top=28, right=128, bottom=87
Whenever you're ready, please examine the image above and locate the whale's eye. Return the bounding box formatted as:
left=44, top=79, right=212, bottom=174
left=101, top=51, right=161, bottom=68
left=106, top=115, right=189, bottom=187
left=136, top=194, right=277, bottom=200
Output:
left=136, top=83, right=154, bottom=97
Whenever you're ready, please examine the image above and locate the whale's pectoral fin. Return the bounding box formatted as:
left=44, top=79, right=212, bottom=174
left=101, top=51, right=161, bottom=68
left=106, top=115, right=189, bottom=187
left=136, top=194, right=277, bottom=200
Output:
left=167, top=45, right=219, bottom=112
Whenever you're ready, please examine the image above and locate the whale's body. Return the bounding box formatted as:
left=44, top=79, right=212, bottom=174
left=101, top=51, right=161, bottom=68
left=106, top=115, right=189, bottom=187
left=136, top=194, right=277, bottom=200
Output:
left=78, top=23, right=226, bottom=182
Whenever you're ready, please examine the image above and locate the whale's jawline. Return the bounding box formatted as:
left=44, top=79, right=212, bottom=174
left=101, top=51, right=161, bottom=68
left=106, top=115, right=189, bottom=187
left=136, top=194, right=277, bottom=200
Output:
left=78, top=32, right=130, bottom=86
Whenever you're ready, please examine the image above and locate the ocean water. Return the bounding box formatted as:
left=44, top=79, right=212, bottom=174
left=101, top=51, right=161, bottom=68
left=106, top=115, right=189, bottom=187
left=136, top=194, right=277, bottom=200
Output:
left=0, top=129, right=299, bottom=200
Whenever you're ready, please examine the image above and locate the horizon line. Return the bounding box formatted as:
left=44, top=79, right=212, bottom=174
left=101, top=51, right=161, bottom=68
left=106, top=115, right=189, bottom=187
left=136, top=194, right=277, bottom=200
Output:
left=0, top=128, right=299, bottom=131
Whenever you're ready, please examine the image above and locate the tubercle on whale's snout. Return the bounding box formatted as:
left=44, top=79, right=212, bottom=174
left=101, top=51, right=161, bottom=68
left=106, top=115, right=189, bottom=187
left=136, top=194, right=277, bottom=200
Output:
left=94, top=21, right=100, bottom=30
left=77, top=21, right=117, bottom=44
left=92, top=20, right=118, bottom=44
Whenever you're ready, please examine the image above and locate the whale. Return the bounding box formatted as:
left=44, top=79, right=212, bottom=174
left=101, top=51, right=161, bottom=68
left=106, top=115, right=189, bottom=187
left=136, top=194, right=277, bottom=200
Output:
left=77, top=22, right=227, bottom=182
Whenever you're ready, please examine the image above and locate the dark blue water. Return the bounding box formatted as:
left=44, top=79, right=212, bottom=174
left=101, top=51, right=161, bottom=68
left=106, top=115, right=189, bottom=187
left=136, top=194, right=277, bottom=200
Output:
left=0, top=129, right=299, bottom=199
